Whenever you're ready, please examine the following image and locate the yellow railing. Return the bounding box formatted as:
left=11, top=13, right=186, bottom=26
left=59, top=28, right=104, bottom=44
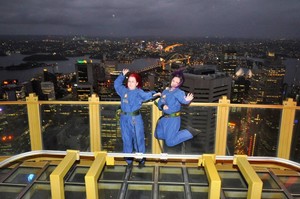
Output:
left=1, top=93, right=299, bottom=161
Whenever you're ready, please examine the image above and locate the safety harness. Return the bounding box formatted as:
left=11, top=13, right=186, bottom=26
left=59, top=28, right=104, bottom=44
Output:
left=121, top=109, right=141, bottom=116
left=163, top=111, right=181, bottom=118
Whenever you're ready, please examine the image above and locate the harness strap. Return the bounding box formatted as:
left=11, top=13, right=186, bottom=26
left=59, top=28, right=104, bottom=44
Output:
left=121, top=109, right=141, bottom=116
left=163, top=111, right=181, bottom=118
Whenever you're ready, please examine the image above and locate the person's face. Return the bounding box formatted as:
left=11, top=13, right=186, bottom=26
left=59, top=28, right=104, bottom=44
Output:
left=171, top=77, right=181, bottom=88
left=127, top=76, right=138, bottom=90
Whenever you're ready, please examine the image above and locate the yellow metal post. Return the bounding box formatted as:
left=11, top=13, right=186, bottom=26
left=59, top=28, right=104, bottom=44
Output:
left=152, top=100, right=163, bottom=154
left=89, top=94, right=101, bottom=152
left=278, top=98, right=296, bottom=159
left=85, top=152, right=107, bottom=199
left=215, top=96, right=230, bottom=155
left=233, top=155, right=262, bottom=199
left=26, top=93, right=43, bottom=150
left=202, top=154, right=221, bottom=199
left=50, top=150, right=80, bottom=199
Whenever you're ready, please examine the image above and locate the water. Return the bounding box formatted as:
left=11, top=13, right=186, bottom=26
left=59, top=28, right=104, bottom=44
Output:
left=0, top=54, right=90, bottom=82
left=0, top=54, right=299, bottom=86
left=0, top=54, right=159, bottom=83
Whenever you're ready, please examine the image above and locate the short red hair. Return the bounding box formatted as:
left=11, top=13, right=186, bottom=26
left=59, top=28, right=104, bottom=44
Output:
left=128, top=73, right=142, bottom=88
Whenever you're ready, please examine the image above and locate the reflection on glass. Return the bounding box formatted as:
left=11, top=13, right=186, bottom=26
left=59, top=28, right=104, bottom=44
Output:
left=125, top=184, right=152, bottom=199
left=99, top=166, right=126, bottom=181
left=64, top=185, right=86, bottom=199
left=159, top=167, right=183, bottom=182
left=0, top=168, right=12, bottom=180
left=0, top=185, right=24, bottom=199
left=37, top=165, right=56, bottom=181
left=41, top=104, right=90, bottom=151
left=99, top=183, right=122, bottom=198
left=159, top=185, right=185, bottom=199
left=261, top=191, right=288, bottom=199
left=22, top=183, right=51, bottom=199
left=129, top=166, right=154, bottom=182
left=187, top=167, right=208, bottom=184
left=4, top=167, right=40, bottom=184
left=0, top=105, right=30, bottom=156
left=278, top=176, right=300, bottom=194
left=190, top=186, right=209, bottom=199
left=181, top=106, right=217, bottom=154
left=223, top=190, right=247, bottom=198
left=257, top=172, right=280, bottom=189
left=100, top=105, right=123, bottom=152
left=67, top=167, right=89, bottom=183
left=219, top=171, right=247, bottom=189
left=228, top=107, right=281, bottom=156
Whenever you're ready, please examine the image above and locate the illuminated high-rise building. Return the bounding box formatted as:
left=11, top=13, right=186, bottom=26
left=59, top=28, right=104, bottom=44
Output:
left=219, top=47, right=238, bottom=77
left=248, top=52, right=286, bottom=105
left=180, top=67, right=231, bottom=153
left=75, top=60, right=105, bottom=101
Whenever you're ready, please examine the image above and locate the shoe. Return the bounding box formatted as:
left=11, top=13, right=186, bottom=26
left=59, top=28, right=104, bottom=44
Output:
left=188, top=127, right=202, bottom=137
left=138, top=158, right=146, bottom=168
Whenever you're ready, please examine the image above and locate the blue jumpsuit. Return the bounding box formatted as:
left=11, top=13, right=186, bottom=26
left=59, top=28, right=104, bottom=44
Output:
left=155, top=87, right=193, bottom=147
left=114, top=73, right=156, bottom=164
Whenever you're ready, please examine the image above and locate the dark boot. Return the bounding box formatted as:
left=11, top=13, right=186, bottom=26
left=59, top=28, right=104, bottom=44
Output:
left=187, top=127, right=202, bottom=137
left=138, top=158, right=146, bottom=168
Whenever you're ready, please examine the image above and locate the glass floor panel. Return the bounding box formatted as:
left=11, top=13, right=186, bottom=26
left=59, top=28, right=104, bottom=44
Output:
left=99, top=182, right=122, bottom=198
left=22, top=183, right=51, bottom=199
left=278, top=176, right=300, bottom=194
left=0, top=185, right=25, bottom=199
left=223, top=190, right=247, bottom=199
left=0, top=154, right=299, bottom=198
left=187, top=167, right=208, bottom=184
left=257, top=172, right=280, bottom=189
left=159, top=167, right=183, bottom=183
left=99, top=165, right=127, bottom=181
left=261, top=191, right=288, bottom=199
left=219, top=171, right=247, bottom=189
left=64, top=185, right=86, bottom=199
left=0, top=168, right=12, bottom=180
left=158, top=185, right=185, bottom=199
left=4, top=167, right=41, bottom=184
left=129, top=166, right=154, bottom=182
left=37, top=165, right=56, bottom=181
left=67, top=166, right=89, bottom=183
left=125, top=183, right=153, bottom=199
left=190, top=186, right=209, bottom=199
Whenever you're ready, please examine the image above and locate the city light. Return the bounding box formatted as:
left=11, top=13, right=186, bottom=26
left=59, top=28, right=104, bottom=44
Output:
left=1, top=135, right=13, bottom=142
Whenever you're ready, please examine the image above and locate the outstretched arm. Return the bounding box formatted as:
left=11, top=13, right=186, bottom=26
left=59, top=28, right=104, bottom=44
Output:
left=114, top=69, right=128, bottom=96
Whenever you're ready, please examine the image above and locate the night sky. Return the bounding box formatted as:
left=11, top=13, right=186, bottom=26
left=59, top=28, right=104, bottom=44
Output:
left=0, top=0, right=300, bottom=39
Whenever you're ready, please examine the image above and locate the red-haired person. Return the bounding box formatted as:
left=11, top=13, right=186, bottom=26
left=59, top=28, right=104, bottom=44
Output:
left=114, top=68, right=160, bottom=166
left=155, top=70, right=200, bottom=147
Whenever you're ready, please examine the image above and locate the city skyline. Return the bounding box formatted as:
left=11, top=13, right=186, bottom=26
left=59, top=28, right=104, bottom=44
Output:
left=0, top=0, right=300, bottom=39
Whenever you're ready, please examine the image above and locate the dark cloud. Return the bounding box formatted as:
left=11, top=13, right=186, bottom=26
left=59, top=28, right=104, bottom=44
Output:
left=0, top=0, right=299, bottom=38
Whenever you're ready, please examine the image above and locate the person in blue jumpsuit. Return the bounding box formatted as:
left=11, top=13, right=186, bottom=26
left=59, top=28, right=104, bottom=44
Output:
left=155, top=71, right=199, bottom=147
left=114, top=68, right=161, bottom=165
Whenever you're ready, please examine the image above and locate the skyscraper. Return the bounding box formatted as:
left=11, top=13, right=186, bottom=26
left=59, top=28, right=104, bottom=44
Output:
left=248, top=52, right=286, bottom=105
left=75, top=60, right=104, bottom=101
left=180, top=67, right=231, bottom=153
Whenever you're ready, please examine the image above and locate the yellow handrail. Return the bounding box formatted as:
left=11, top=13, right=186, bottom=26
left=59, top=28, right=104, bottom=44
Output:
left=50, top=150, right=80, bottom=199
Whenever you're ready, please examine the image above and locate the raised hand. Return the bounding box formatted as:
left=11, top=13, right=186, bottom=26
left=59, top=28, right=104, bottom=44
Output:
left=122, top=68, right=129, bottom=76
left=185, top=93, right=194, bottom=102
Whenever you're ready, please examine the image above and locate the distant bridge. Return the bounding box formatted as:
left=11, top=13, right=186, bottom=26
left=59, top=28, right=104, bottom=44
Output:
left=135, top=52, right=191, bottom=73
left=136, top=64, right=161, bottom=73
